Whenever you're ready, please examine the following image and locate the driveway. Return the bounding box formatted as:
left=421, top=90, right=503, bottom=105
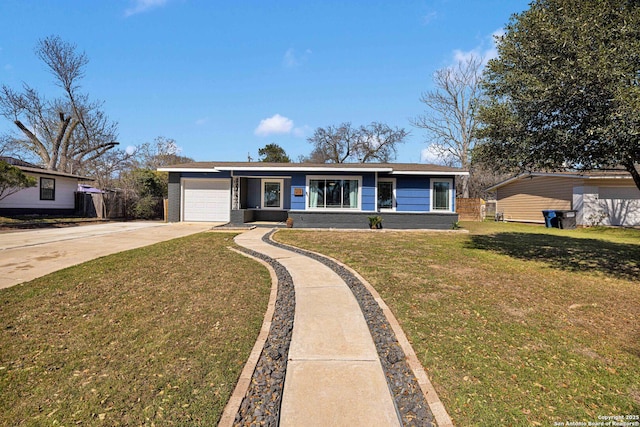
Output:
left=0, top=222, right=220, bottom=289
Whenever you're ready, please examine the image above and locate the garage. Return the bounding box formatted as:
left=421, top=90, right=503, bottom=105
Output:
left=598, top=186, right=640, bottom=226
left=181, top=178, right=231, bottom=222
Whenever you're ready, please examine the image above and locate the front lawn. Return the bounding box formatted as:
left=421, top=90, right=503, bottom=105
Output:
left=0, top=232, right=271, bottom=426
left=274, top=223, right=640, bottom=426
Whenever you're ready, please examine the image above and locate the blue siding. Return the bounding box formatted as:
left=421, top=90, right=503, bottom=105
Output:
left=361, top=173, right=376, bottom=211
left=283, top=178, right=292, bottom=209
left=290, top=171, right=377, bottom=211
left=290, top=173, right=306, bottom=210
left=396, top=176, right=430, bottom=212
left=178, top=170, right=451, bottom=214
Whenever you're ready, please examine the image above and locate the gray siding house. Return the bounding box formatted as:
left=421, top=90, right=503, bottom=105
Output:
left=159, top=162, right=468, bottom=229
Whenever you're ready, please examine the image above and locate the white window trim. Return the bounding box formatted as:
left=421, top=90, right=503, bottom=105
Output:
left=377, top=178, right=396, bottom=211
left=430, top=178, right=454, bottom=212
left=306, top=175, right=363, bottom=211
left=261, top=178, right=284, bottom=209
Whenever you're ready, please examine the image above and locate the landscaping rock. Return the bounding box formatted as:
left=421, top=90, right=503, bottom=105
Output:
left=232, top=231, right=434, bottom=426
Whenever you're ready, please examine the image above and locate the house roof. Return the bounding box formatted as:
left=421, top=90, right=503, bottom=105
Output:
left=486, top=170, right=634, bottom=191
left=158, top=161, right=469, bottom=176
left=0, top=156, right=39, bottom=168
left=1, top=156, right=93, bottom=180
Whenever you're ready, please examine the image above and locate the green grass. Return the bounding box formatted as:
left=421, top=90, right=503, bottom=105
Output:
left=274, top=223, right=640, bottom=426
left=0, top=232, right=271, bottom=426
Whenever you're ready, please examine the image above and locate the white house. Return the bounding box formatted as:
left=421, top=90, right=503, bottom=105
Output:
left=0, top=157, right=92, bottom=216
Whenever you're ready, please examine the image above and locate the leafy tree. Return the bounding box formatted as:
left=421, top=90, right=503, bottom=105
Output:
left=476, top=0, right=640, bottom=190
left=258, top=143, right=291, bottom=162
left=305, top=122, right=408, bottom=163
left=117, top=137, right=192, bottom=219
left=119, top=169, right=167, bottom=219
left=0, top=35, right=118, bottom=173
left=412, top=55, right=483, bottom=197
left=0, top=160, right=37, bottom=201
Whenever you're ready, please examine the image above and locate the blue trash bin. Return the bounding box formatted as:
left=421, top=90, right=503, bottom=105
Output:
left=542, top=210, right=557, bottom=228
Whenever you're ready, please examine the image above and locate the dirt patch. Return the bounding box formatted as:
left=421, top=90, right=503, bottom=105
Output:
left=34, top=252, right=63, bottom=261
left=501, top=304, right=534, bottom=319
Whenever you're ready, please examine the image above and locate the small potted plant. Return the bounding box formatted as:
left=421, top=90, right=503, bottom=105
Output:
left=368, top=215, right=383, bottom=229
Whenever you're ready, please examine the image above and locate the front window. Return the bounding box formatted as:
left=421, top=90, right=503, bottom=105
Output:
left=308, top=177, right=360, bottom=209
left=262, top=179, right=283, bottom=208
left=40, top=177, right=55, bottom=200
left=431, top=179, right=452, bottom=211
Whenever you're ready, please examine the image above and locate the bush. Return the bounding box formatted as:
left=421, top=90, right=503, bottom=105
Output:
left=132, top=195, right=163, bottom=219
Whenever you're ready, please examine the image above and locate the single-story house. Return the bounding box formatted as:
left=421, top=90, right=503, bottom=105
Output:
left=487, top=170, right=640, bottom=227
left=158, top=162, right=469, bottom=229
left=0, top=157, right=92, bottom=216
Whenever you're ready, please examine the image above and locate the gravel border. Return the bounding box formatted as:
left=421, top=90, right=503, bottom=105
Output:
left=233, top=246, right=295, bottom=426
left=232, top=230, right=435, bottom=426
left=265, top=231, right=435, bottom=427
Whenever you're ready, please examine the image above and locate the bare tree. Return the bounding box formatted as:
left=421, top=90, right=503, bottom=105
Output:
left=133, top=136, right=193, bottom=169
left=305, top=122, right=408, bottom=163
left=412, top=55, right=483, bottom=197
left=0, top=35, right=118, bottom=173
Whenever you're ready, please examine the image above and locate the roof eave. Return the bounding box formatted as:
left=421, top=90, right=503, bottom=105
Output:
left=19, top=165, right=93, bottom=180
left=158, top=167, right=220, bottom=173
left=217, top=166, right=394, bottom=173
left=486, top=171, right=634, bottom=191
left=391, top=170, right=469, bottom=176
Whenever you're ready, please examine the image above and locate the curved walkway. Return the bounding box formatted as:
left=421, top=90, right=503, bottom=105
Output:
left=227, top=228, right=453, bottom=427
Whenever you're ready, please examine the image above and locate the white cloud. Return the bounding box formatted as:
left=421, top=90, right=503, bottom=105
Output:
left=484, top=28, right=505, bottom=62
left=420, top=144, right=454, bottom=165
left=255, top=114, right=294, bottom=136
left=283, top=48, right=312, bottom=68
left=421, top=11, right=437, bottom=25
left=283, top=48, right=298, bottom=68
left=125, top=0, right=168, bottom=17
left=292, top=125, right=310, bottom=138
left=195, top=117, right=209, bottom=126
left=420, top=146, right=441, bottom=164
left=451, top=28, right=505, bottom=67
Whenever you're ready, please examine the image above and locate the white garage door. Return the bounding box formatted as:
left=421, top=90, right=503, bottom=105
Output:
left=598, top=186, right=640, bottom=226
left=182, top=178, right=231, bottom=222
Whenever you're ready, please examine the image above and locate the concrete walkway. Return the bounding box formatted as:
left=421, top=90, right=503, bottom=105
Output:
left=0, top=222, right=219, bottom=289
left=234, top=228, right=401, bottom=426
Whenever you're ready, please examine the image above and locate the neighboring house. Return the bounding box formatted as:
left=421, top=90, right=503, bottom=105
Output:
left=0, top=157, right=92, bottom=216
left=487, top=171, right=640, bottom=227
left=158, top=162, right=468, bottom=229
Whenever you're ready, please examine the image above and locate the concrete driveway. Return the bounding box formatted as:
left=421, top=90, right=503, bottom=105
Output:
left=0, top=221, right=220, bottom=289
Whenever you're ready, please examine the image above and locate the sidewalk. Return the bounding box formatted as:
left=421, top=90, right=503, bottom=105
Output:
left=233, top=228, right=401, bottom=426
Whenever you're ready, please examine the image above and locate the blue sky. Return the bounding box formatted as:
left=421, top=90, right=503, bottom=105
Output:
left=0, top=0, right=530, bottom=164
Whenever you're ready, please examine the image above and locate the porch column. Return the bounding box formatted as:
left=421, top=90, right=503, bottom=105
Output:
left=232, top=176, right=240, bottom=210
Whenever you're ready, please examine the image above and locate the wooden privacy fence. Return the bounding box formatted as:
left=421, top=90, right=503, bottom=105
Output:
left=456, top=198, right=486, bottom=221
left=75, top=192, right=125, bottom=219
